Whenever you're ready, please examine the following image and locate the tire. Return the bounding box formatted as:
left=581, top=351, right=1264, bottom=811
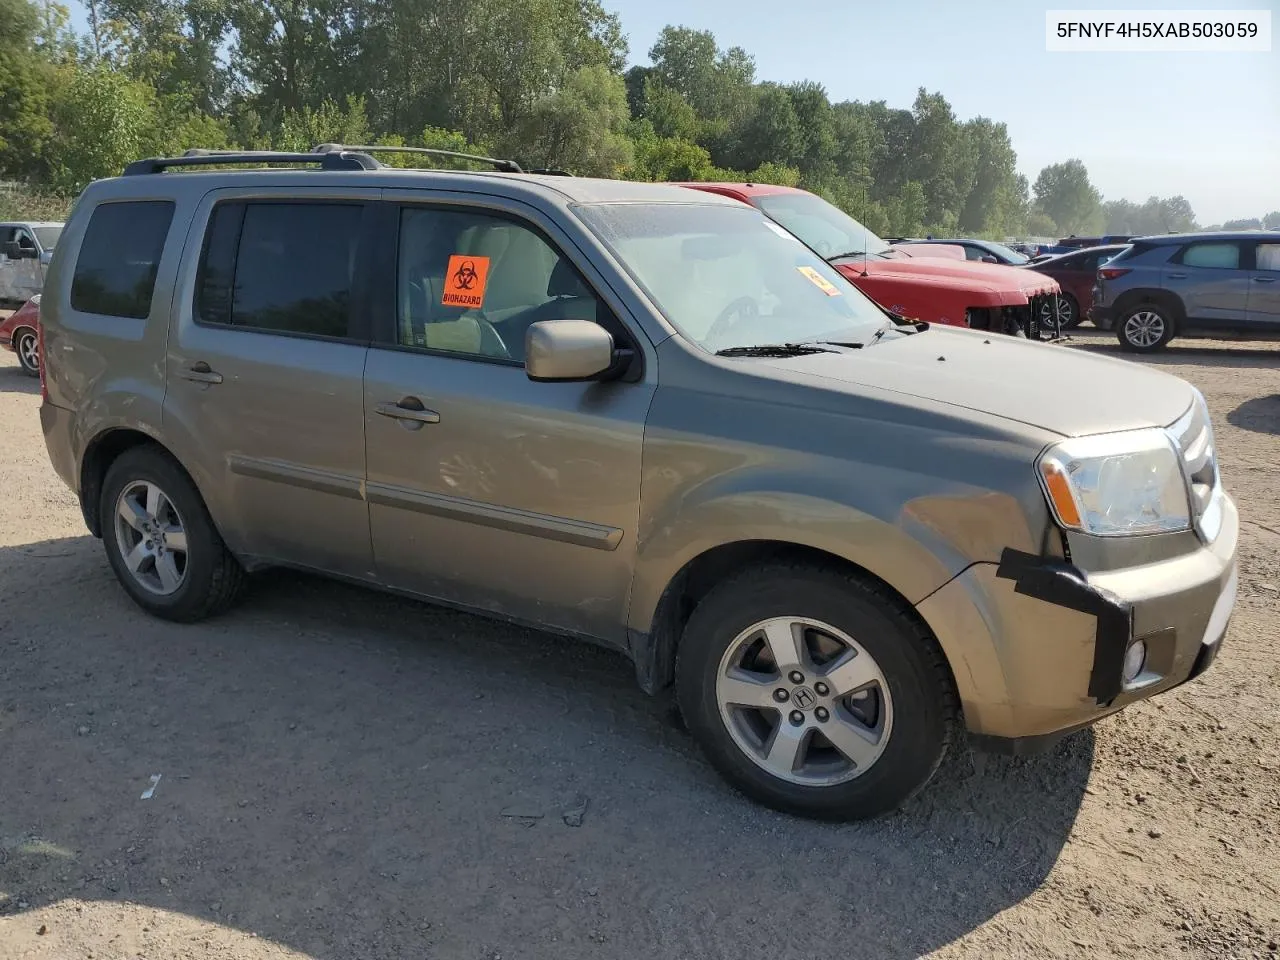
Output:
left=676, top=564, right=959, bottom=820
left=1117, top=303, right=1175, bottom=353
left=100, top=446, right=246, bottom=622
left=13, top=327, right=39, bottom=377
left=1040, top=294, right=1081, bottom=331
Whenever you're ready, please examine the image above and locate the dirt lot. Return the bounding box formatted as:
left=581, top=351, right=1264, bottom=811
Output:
left=0, top=326, right=1277, bottom=960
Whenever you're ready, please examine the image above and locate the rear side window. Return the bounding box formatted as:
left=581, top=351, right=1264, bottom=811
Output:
left=1179, top=242, right=1240, bottom=270
left=70, top=201, right=174, bottom=318
left=195, top=201, right=364, bottom=339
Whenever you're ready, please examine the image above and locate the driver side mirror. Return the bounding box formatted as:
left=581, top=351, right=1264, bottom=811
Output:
left=5, top=241, right=37, bottom=260
left=526, top=320, right=622, bottom=382
left=981, top=254, right=999, bottom=263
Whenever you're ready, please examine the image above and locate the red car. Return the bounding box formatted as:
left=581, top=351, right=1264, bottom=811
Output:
left=0, top=294, right=40, bottom=376
left=1025, top=244, right=1130, bottom=329
left=676, top=183, right=1062, bottom=338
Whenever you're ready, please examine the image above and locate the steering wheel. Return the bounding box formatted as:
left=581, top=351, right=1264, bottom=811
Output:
left=705, top=296, right=761, bottom=345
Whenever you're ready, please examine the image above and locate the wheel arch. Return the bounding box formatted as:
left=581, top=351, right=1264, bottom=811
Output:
left=1112, top=288, right=1185, bottom=326
left=80, top=429, right=201, bottom=539
left=628, top=539, right=962, bottom=713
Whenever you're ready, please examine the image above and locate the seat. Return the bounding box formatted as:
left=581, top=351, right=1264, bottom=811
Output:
left=495, top=258, right=599, bottom=361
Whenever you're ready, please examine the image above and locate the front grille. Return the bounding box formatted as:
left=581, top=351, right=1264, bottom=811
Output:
left=1168, top=394, right=1224, bottom=541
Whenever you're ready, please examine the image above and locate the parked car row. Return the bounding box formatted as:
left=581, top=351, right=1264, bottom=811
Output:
left=28, top=144, right=1237, bottom=822
left=0, top=292, right=41, bottom=375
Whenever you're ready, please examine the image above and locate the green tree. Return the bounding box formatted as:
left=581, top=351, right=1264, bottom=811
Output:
left=1264, top=211, right=1280, bottom=230
left=1032, top=159, right=1103, bottom=234
left=640, top=77, right=698, bottom=141
left=728, top=83, right=802, bottom=171
left=626, top=122, right=713, bottom=181
left=958, top=118, right=1020, bottom=235
left=516, top=64, right=633, bottom=177
left=102, top=0, right=232, bottom=112
left=1026, top=210, right=1058, bottom=237
left=48, top=65, right=157, bottom=193
left=0, top=0, right=57, bottom=181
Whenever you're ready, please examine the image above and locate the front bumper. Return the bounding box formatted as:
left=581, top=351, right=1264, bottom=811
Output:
left=917, top=493, right=1238, bottom=744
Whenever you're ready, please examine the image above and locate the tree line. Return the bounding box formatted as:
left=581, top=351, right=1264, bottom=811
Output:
left=3, top=0, right=1276, bottom=236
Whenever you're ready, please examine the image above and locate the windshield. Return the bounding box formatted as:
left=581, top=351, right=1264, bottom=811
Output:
left=983, top=241, right=1028, bottom=265
left=34, top=226, right=62, bottom=250
left=576, top=203, right=892, bottom=353
left=752, top=192, right=892, bottom=260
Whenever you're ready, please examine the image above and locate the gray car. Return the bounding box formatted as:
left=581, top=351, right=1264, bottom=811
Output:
left=0, top=220, right=62, bottom=305
left=37, top=147, right=1238, bottom=820
left=1091, top=231, right=1280, bottom=351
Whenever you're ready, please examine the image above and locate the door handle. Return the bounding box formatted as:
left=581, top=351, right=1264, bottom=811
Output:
left=1253, top=276, right=1276, bottom=283
left=376, top=398, right=441, bottom=425
left=1166, top=272, right=1187, bottom=280
left=179, top=361, right=223, bottom=384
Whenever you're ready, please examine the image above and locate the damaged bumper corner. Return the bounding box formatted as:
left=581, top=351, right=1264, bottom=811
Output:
left=915, top=497, right=1239, bottom=746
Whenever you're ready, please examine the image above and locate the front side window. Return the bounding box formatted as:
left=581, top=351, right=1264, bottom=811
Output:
left=195, top=201, right=363, bottom=339
left=1180, top=242, right=1241, bottom=270
left=577, top=202, right=891, bottom=353
left=34, top=226, right=62, bottom=250
left=71, top=201, right=174, bottom=319
left=396, top=207, right=609, bottom=362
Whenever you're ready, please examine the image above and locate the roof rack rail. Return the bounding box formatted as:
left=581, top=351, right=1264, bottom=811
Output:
left=123, top=149, right=381, bottom=176
left=528, top=168, right=572, bottom=177
left=312, top=143, right=524, bottom=174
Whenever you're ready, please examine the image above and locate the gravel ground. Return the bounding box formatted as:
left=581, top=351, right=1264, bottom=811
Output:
left=1, top=326, right=1278, bottom=960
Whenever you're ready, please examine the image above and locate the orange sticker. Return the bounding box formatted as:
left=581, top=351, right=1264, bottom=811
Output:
left=797, top=266, right=841, bottom=296
left=441, top=255, right=491, bottom=308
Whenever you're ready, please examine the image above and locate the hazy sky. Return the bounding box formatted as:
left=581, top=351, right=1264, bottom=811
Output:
left=606, top=0, right=1280, bottom=224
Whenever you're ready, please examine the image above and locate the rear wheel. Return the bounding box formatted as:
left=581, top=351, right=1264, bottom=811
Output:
left=676, top=565, right=958, bottom=820
left=1117, top=303, right=1175, bottom=352
left=101, top=446, right=246, bottom=622
left=13, top=327, right=39, bottom=377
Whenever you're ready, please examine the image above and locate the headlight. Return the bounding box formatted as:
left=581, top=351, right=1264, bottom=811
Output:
left=1038, top=428, right=1191, bottom=537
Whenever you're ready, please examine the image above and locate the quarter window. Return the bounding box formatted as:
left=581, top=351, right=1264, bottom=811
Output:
left=195, top=201, right=364, bottom=339
left=70, top=201, right=174, bottom=319
left=395, top=207, right=610, bottom=363
left=1179, top=242, right=1240, bottom=270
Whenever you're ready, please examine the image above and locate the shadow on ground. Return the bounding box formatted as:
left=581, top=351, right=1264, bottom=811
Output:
left=1227, top=395, right=1280, bottom=436
left=0, top=362, right=40, bottom=395
left=0, top=536, right=1092, bottom=959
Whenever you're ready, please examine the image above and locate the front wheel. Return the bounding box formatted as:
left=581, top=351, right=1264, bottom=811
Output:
left=14, top=327, right=39, bottom=377
left=1117, top=303, right=1175, bottom=352
left=676, top=565, right=958, bottom=820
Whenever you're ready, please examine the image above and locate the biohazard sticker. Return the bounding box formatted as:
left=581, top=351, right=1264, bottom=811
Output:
left=797, top=265, right=841, bottom=296
left=442, top=255, right=491, bottom=308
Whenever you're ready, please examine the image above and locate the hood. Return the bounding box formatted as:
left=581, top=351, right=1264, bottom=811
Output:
left=834, top=254, right=1059, bottom=300
left=762, top=325, right=1193, bottom=438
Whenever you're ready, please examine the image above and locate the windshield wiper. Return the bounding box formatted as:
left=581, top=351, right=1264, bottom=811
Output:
left=825, top=250, right=865, bottom=262
left=715, top=343, right=837, bottom=357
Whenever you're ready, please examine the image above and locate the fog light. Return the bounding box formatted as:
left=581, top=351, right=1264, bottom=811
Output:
left=1123, top=640, right=1147, bottom=685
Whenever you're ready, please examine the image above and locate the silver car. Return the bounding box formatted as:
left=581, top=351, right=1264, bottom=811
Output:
left=37, top=147, right=1238, bottom=819
left=1, top=220, right=62, bottom=305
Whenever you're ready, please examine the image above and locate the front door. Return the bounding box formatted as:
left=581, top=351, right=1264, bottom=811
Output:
left=362, top=198, right=655, bottom=641
left=1246, top=241, right=1280, bottom=328
left=1163, top=240, right=1250, bottom=326
left=163, top=190, right=378, bottom=578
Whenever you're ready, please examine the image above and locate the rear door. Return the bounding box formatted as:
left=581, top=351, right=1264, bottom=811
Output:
left=361, top=191, right=656, bottom=642
left=163, top=188, right=379, bottom=578
left=1162, top=240, right=1250, bottom=326
left=1246, top=241, right=1280, bottom=328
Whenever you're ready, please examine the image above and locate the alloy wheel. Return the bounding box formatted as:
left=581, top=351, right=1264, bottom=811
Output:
left=16, top=330, right=39, bottom=373
left=715, top=616, right=893, bottom=786
left=114, top=481, right=189, bottom=595
left=1123, top=310, right=1165, bottom=348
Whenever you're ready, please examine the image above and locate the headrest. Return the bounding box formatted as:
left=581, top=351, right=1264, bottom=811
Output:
left=547, top=258, right=590, bottom=298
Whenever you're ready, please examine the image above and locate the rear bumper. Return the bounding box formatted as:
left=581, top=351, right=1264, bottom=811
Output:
left=1089, top=300, right=1113, bottom=329
left=917, top=494, right=1238, bottom=741
left=40, top=401, right=79, bottom=496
